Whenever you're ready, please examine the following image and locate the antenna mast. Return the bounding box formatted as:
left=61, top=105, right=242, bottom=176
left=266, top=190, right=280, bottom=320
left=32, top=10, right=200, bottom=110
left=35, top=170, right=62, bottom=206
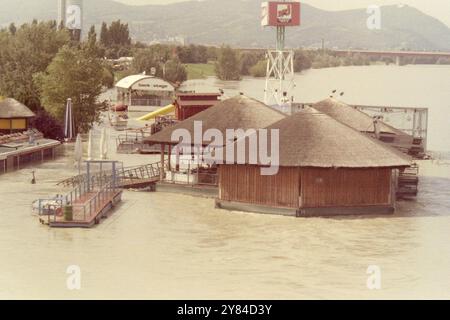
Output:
left=261, top=1, right=300, bottom=108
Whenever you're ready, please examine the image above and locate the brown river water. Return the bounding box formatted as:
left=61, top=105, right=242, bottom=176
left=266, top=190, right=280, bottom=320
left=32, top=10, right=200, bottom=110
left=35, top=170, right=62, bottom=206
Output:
left=1, top=65, right=449, bottom=299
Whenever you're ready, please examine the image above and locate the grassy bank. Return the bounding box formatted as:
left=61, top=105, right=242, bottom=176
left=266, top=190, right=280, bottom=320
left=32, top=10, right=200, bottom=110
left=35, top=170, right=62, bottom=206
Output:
left=185, top=63, right=216, bottom=80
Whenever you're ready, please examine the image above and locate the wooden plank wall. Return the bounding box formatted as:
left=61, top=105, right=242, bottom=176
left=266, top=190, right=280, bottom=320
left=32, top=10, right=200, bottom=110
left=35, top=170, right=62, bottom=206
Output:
left=219, top=165, right=300, bottom=208
left=301, top=168, right=392, bottom=207
left=219, top=165, right=393, bottom=209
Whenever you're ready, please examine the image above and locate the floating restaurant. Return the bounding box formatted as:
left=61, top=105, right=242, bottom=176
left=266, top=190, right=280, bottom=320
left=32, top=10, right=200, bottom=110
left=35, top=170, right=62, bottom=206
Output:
left=216, top=108, right=411, bottom=216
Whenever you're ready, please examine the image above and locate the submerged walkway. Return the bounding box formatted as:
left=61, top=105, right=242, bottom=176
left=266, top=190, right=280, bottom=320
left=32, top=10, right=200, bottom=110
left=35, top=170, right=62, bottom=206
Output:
left=57, top=161, right=166, bottom=190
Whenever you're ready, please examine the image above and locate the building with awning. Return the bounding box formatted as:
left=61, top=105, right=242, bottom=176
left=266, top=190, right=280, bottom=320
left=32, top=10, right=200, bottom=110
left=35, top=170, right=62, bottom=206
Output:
left=115, top=74, right=175, bottom=111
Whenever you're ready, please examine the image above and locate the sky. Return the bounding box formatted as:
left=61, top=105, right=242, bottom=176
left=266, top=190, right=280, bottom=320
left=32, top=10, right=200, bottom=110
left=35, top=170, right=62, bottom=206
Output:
left=115, top=0, right=450, bottom=27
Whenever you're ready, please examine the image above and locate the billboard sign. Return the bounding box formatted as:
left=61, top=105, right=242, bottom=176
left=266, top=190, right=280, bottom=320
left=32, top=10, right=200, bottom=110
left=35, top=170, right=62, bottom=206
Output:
left=261, top=1, right=301, bottom=27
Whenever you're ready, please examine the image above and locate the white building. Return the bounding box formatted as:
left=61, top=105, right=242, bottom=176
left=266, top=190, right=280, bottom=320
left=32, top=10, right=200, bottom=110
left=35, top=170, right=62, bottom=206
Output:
left=115, top=75, right=175, bottom=112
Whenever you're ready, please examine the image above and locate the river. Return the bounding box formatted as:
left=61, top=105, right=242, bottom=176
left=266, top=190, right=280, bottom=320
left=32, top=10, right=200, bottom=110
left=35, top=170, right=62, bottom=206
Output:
left=1, top=65, right=449, bottom=299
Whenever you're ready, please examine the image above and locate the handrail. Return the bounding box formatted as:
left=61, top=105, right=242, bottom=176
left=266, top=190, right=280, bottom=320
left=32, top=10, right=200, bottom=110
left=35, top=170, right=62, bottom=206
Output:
left=57, top=160, right=169, bottom=188
left=69, top=178, right=120, bottom=222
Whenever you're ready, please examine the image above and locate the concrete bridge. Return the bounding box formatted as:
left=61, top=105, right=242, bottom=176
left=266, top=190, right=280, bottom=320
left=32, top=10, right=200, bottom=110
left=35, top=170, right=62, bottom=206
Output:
left=331, top=49, right=450, bottom=65
left=239, top=47, right=450, bottom=64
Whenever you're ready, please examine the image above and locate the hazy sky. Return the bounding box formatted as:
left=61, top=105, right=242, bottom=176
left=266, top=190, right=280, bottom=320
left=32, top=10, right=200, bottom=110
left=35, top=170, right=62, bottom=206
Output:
left=115, top=0, right=450, bottom=27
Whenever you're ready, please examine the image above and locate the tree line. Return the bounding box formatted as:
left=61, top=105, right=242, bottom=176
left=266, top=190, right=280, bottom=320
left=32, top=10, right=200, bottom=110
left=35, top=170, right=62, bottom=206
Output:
left=0, top=21, right=114, bottom=138
left=3, top=19, right=449, bottom=139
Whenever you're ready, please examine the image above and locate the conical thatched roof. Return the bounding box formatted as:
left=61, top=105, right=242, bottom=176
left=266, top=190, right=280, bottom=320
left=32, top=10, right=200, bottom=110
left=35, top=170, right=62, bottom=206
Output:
left=0, top=98, right=35, bottom=119
left=312, top=98, right=407, bottom=136
left=145, top=95, right=286, bottom=146
left=227, top=111, right=411, bottom=168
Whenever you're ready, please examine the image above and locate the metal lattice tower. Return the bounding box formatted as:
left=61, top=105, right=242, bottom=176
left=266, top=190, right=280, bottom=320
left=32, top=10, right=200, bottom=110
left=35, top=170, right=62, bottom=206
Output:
left=264, top=4, right=296, bottom=107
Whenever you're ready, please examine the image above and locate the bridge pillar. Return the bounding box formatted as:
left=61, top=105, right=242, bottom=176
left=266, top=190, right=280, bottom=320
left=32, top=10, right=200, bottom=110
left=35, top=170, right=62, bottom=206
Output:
left=395, top=56, right=401, bottom=66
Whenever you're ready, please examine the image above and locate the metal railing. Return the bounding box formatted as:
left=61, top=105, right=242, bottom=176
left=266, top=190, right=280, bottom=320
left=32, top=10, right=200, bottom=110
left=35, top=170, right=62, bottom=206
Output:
left=70, top=179, right=120, bottom=222
left=130, top=98, right=173, bottom=107
left=35, top=176, right=121, bottom=224
left=119, top=161, right=168, bottom=184
left=116, top=129, right=152, bottom=146
left=57, top=160, right=168, bottom=188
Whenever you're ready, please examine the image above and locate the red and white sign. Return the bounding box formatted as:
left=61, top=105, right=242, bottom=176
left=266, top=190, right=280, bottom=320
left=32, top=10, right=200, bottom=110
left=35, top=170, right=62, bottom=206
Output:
left=261, top=1, right=301, bottom=27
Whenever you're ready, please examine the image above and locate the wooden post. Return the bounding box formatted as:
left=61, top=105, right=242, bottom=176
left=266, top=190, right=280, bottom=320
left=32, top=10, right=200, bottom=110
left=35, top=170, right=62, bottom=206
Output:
left=175, top=145, right=180, bottom=172
left=196, top=147, right=200, bottom=186
left=160, top=144, right=165, bottom=181
left=168, top=145, right=172, bottom=171
left=41, top=149, right=44, bottom=162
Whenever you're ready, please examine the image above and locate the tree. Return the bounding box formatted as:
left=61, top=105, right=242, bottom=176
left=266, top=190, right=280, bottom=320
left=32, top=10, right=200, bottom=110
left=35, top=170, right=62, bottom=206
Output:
left=132, top=48, right=163, bottom=77
left=240, top=52, right=260, bottom=76
left=108, top=20, right=131, bottom=47
left=87, top=26, right=97, bottom=46
left=0, top=21, right=70, bottom=110
left=100, top=22, right=109, bottom=46
left=8, top=23, right=16, bottom=35
left=85, top=25, right=98, bottom=54
left=249, top=60, right=267, bottom=77
left=35, top=45, right=108, bottom=133
left=99, top=20, right=132, bottom=59
left=164, top=58, right=187, bottom=84
left=215, top=46, right=240, bottom=81
left=294, top=50, right=312, bottom=72
left=31, top=109, right=64, bottom=140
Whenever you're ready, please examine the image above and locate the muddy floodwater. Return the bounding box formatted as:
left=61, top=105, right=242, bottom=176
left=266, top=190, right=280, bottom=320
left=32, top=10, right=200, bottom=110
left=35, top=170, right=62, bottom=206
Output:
left=1, top=65, right=450, bottom=299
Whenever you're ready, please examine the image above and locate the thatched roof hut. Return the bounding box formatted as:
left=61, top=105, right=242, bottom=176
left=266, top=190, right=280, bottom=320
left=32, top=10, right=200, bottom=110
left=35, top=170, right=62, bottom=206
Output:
left=217, top=110, right=411, bottom=217
left=311, top=98, right=422, bottom=157
left=0, top=98, right=35, bottom=119
left=230, top=108, right=411, bottom=168
left=312, top=98, right=406, bottom=136
left=144, top=95, right=286, bottom=146
left=0, top=98, right=35, bottom=134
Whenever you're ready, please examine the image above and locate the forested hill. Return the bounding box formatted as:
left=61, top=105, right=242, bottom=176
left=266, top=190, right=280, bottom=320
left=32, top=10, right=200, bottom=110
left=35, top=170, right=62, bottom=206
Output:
left=1, top=0, right=450, bottom=51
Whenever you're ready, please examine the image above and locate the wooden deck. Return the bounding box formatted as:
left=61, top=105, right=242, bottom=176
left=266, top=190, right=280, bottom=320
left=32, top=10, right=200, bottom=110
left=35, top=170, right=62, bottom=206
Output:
left=397, top=164, right=420, bottom=199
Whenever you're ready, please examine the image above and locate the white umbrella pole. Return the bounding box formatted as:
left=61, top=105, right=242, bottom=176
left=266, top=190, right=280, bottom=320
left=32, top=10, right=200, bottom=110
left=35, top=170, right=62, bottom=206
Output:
left=87, top=130, right=93, bottom=161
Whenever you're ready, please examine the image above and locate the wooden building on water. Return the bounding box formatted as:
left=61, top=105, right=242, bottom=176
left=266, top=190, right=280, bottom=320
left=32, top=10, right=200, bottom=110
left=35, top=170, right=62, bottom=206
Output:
left=308, top=98, right=420, bottom=198
left=310, top=98, right=425, bottom=158
left=0, top=98, right=36, bottom=134
left=216, top=108, right=411, bottom=217
left=0, top=98, right=60, bottom=174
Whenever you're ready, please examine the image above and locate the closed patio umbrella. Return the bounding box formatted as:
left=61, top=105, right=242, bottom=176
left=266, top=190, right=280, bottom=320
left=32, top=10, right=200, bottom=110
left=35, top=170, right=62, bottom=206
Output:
left=74, top=133, right=83, bottom=174
left=64, top=98, right=75, bottom=141
left=87, top=129, right=94, bottom=161
left=100, top=127, right=109, bottom=160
